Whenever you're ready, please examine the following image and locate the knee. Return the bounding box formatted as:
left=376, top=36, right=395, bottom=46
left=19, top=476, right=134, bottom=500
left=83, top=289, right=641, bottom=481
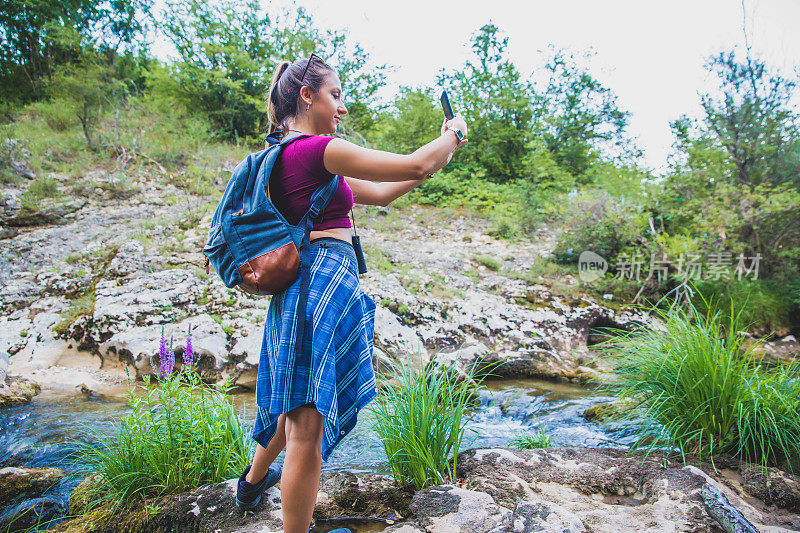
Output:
left=284, top=406, right=323, bottom=449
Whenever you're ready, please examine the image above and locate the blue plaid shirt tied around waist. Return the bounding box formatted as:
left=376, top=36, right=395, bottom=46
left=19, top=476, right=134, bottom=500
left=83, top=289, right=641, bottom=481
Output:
left=253, top=238, right=376, bottom=460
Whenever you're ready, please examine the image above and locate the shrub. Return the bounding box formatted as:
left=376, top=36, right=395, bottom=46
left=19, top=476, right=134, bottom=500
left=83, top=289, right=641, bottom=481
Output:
left=27, top=177, right=58, bottom=197
left=28, top=98, right=75, bottom=131
left=693, top=278, right=795, bottom=336
left=371, top=360, right=483, bottom=489
left=77, top=343, right=251, bottom=503
left=551, top=190, right=645, bottom=266
left=473, top=255, right=500, bottom=271
left=600, top=299, right=800, bottom=467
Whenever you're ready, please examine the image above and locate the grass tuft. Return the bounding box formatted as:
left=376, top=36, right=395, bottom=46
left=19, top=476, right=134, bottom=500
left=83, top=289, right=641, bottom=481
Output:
left=75, top=367, right=252, bottom=504
left=509, top=427, right=552, bottom=449
left=599, top=298, right=800, bottom=467
left=473, top=255, right=500, bottom=271
left=371, top=360, right=485, bottom=490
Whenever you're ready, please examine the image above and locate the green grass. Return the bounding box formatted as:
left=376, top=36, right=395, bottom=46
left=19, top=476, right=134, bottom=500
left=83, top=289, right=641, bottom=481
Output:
left=509, top=427, right=552, bottom=449
left=473, top=255, right=500, bottom=271
left=53, top=292, right=95, bottom=336
left=371, top=360, right=485, bottom=489
left=599, top=298, right=800, bottom=467
left=76, top=366, right=252, bottom=503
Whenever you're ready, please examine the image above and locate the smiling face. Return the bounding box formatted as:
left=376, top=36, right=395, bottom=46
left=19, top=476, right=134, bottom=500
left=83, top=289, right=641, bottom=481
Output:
left=309, top=73, right=347, bottom=134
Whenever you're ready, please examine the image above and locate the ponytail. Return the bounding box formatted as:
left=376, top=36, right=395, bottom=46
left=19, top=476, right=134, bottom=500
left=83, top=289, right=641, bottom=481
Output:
left=267, top=61, right=291, bottom=135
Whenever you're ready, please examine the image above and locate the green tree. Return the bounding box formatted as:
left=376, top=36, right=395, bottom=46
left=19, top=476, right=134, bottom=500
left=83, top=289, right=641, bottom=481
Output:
left=698, top=50, right=800, bottom=188
left=375, top=87, right=441, bottom=154
left=330, top=39, right=388, bottom=144
left=438, top=23, right=534, bottom=183
left=159, top=1, right=386, bottom=141
left=0, top=0, right=150, bottom=102
left=533, top=50, right=632, bottom=181
left=48, top=56, right=125, bottom=147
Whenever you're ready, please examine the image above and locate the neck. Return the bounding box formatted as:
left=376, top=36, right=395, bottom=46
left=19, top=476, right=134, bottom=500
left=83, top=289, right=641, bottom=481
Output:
left=286, top=117, right=316, bottom=136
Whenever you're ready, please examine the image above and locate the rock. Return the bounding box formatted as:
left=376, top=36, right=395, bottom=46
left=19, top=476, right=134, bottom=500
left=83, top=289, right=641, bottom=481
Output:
left=740, top=463, right=800, bottom=512
left=0, top=466, right=64, bottom=502
left=56, top=470, right=406, bottom=533
left=0, top=278, right=42, bottom=313
left=91, top=269, right=206, bottom=335
left=10, top=160, right=36, bottom=180
left=8, top=305, right=69, bottom=371
left=228, top=321, right=263, bottom=388
left=454, top=447, right=799, bottom=532
left=745, top=335, right=800, bottom=364
left=68, top=473, right=105, bottom=516
left=0, top=191, right=21, bottom=219
left=106, top=240, right=147, bottom=278
left=0, top=496, right=64, bottom=532
left=408, top=484, right=511, bottom=532
left=316, top=471, right=412, bottom=520
left=4, top=200, right=85, bottom=227
left=581, top=398, right=634, bottom=422
left=53, top=472, right=412, bottom=533
left=373, top=305, right=426, bottom=361
left=501, top=500, right=587, bottom=532
left=363, top=259, right=656, bottom=382
left=52, top=478, right=283, bottom=533
left=0, top=375, right=41, bottom=407
left=0, top=227, right=18, bottom=239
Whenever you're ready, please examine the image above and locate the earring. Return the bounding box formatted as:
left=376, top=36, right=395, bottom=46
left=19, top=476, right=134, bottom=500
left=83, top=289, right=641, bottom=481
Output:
left=306, top=104, right=310, bottom=111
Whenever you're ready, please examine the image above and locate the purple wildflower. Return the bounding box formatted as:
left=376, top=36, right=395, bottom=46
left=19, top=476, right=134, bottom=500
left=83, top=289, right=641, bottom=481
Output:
left=184, top=327, right=194, bottom=367
left=158, top=331, right=169, bottom=378
left=164, top=336, right=175, bottom=376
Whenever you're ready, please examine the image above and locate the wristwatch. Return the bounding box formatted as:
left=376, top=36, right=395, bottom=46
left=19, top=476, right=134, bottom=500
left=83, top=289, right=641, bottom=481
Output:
left=447, top=126, right=465, bottom=143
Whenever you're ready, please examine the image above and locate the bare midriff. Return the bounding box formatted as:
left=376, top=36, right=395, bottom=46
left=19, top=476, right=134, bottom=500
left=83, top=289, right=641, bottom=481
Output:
left=310, top=227, right=353, bottom=243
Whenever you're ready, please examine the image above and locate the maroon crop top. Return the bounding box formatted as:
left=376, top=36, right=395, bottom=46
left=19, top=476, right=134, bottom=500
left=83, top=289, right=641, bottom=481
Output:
left=269, top=135, right=353, bottom=231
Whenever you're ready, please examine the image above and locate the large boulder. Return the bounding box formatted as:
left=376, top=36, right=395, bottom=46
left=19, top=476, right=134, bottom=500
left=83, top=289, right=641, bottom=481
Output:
left=744, top=335, right=800, bottom=364
left=451, top=447, right=800, bottom=532
left=99, top=314, right=228, bottom=380
left=55, top=470, right=408, bottom=533
left=0, top=466, right=64, bottom=502
left=0, top=376, right=41, bottom=407
left=363, top=268, right=657, bottom=382
left=408, top=485, right=511, bottom=532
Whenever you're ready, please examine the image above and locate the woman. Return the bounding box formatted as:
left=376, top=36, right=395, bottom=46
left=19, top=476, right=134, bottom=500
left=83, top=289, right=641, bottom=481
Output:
left=235, top=54, right=468, bottom=533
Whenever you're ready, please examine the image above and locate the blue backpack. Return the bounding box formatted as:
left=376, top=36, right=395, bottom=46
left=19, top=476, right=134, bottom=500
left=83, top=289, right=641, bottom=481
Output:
left=203, top=133, right=339, bottom=359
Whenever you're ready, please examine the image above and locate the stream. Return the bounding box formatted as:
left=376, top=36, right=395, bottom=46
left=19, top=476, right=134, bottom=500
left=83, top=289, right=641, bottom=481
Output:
left=0, top=378, right=641, bottom=530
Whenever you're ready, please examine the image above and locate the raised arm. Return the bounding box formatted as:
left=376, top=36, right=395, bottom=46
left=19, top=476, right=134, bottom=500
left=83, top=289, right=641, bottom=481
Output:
left=345, top=177, right=426, bottom=207
left=323, top=116, right=468, bottom=182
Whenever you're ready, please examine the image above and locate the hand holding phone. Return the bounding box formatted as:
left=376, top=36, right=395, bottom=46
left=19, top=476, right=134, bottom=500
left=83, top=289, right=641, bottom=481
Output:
left=440, top=90, right=455, bottom=120
left=440, top=90, right=467, bottom=146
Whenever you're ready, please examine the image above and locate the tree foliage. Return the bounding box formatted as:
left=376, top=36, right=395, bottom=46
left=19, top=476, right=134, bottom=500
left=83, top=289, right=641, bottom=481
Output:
left=533, top=50, right=632, bottom=180
left=0, top=0, right=150, bottom=102
left=699, top=51, right=800, bottom=188
left=438, top=24, right=534, bottom=183
left=159, top=0, right=386, bottom=141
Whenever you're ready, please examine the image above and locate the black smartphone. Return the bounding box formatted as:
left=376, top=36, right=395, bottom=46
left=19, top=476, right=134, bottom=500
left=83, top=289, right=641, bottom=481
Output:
left=440, top=90, right=455, bottom=120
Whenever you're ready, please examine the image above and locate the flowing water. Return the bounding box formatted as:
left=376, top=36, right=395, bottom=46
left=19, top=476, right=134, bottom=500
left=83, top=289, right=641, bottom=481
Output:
left=0, top=378, right=641, bottom=530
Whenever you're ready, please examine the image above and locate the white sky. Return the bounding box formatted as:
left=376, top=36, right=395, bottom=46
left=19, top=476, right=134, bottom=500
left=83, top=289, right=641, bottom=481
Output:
left=261, top=0, right=800, bottom=173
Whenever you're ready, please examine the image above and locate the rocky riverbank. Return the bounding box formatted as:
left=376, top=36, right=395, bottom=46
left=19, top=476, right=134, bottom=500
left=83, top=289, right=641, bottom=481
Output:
left=0, top=160, right=699, bottom=397
left=3, top=152, right=799, bottom=532
left=43, top=447, right=800, bottom=532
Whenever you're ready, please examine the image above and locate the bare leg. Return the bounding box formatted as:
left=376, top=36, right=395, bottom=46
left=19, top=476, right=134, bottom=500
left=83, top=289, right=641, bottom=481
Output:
left=246, top=413, right=287, bottom=484
left=281, top=405, right=323, bottom=533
